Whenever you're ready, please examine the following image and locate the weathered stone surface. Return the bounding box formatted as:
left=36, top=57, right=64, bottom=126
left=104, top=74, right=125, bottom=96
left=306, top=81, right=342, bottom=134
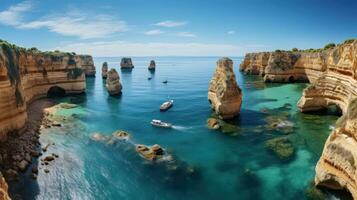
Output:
left=102, top=62, right=108, bottom=79
left=120, top=57, right=134, bottom=69
left=135, top=144, right=167, bottom=161
left=208, top=57, right=242, bottom=119
left=0, top=41, right=87, bottom=141
left=78, top=55, right=96, bottom=76
left=0, top=173, right=10, bottom=200
left=106, top=69, right=122, bottom=95
left=148, top=60, right=156, bottom=70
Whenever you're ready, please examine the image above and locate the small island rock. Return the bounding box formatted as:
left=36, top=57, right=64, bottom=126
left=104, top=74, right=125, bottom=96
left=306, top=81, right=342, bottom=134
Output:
left=102, top=62, right=108, bottom=79
left=106, top=69, right=122, bottom=95
left=208, top=57, right=242, bottom=119
left=148, top=60, right=156, bottom=70
left=120, top=58, right=134, bottom=69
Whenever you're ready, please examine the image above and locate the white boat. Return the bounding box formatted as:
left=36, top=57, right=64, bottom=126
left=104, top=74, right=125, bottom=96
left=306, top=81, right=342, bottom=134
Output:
left=160, top=100, right=173, bottom=111
left=151, top=119, right=172, bottom=128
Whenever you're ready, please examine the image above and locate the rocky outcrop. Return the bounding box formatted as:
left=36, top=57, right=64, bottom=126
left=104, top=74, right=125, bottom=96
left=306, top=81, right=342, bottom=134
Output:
left=78, top=55, right=95, bottom=76
left=120, top=57, right=134, bottom=69
left=208, top=57, right=242, bottom=119
left=0, top=41, right=87, bottom=141
left=0, top=173, right=10, bottom=200
left=242, top=39, right=357, bottom=197
left=240, top=51, right=327, bottom=83
left=148, top=60, right=155, bottom=70
left=102, top=62, right=108, bottom=79
left=105, top=68, right=122, bottom=95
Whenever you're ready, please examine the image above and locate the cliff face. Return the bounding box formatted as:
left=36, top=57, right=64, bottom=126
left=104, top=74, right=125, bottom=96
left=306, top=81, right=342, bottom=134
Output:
left=0, top=173, right=10, bottom=200
left=78, top=55, right=96, bottom=76
left=241, top=40, right=357, bottom=197
left=0, top=42, right=87, bottom=141
left=208, top=57, right=242, bottom=119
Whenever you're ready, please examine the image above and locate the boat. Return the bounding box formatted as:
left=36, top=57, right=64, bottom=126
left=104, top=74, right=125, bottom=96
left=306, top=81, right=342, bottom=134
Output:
left=162, top=80, right=168, bottom=84
left=151, top=119, right=172, bottom=128
left=160, top=100, right=173, bottom=111
left=148, top=77, right=152, bottom=80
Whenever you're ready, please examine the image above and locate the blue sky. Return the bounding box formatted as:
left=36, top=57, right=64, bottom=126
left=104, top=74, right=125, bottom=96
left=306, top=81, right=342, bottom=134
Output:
left=0, top=0, right=356, bottom=56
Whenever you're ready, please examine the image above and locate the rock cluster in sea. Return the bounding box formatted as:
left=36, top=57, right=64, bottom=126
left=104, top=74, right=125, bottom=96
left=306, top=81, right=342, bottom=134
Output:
left=102, top=62, right=108, bottom=79
left=208, top=57, right=242, bottom=119
left=106, top=69, right=122, bottom=95
left=148, top=60, right=156, bottom=70
left=120, top=57, right=134, bottom=69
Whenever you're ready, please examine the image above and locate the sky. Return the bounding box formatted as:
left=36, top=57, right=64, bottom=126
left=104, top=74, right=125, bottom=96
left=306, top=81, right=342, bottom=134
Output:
left=0, top=0, right=356, bottom=56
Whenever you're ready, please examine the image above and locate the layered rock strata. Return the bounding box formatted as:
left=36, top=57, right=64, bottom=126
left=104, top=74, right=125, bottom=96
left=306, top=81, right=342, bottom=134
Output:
left=0, top=174, right=10, bottom=200
left=148, top=60, right=156, bottom=70
left=0, top=41, right=87, bottom=141
left=242, top=39, right=357, bottom=197
left=106, top=68, right=122, bottom=95
left=78, top=55, right=95, bottom=76
left=208, top=57, right=242, bottom=119
left=120, top=57, right=134, bottom=69
left=102, top=62, right=108, bottom=79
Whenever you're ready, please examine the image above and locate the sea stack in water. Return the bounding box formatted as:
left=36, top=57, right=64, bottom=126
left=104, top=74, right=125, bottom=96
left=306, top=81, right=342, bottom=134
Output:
left=102, top=62, right=108, bottom=79
left=78, top=55, right=96, bottom=76
left=148, top=60, right=156, bottom=70
left=208, top=57, right=242, bottom=119
left=120, top=57, right=134, bottom=69
left=106, top=69, right=122, bottom=95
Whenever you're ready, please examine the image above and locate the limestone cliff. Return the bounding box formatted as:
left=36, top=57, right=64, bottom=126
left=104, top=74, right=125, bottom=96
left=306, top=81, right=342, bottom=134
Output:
left=0, top=173, right=10, bottom=200
left=106, top=68, right=122, bottom=95
left=242, top=39, right=357, bottom=197
left=0, top=41, right=87, bottom=141
left=78, top=55, right=95, bottom=76
left=208, top=57, right=242, bottom=119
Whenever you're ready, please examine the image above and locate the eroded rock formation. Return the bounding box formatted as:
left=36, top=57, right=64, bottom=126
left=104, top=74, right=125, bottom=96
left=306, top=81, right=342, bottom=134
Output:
left=148, top=60, right=156, bottom=70
left=0, top=173, right=10, bottom=200
left=208, top=57, right=242, bottom=119
left=120, top=57, right=134, bottom=69
left=0, top=41, right=87, bottom=141
left=106, top=68, right=122, bottom=95
left=242, top=39, right=357, bottom=197
left=102, top=62, right=108, bottom=79
left=78, top=55, right=95, bottom=76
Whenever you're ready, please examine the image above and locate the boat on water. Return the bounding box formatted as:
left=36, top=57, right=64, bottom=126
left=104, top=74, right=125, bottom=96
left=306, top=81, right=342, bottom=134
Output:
left=151, top=119, right=172, bottom=128
left=148, top=77, right=152, bottom=80
left=160, top=100, right=173, bottom=111
left=162, top=80, right=168, bottom=84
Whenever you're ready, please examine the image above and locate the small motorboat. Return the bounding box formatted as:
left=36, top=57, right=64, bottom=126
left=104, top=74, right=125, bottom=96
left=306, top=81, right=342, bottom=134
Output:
left=148, top=77, right=152, bottom=80
left=151, top=119, right=172, bottom=128
left=160, top=100, right=173, bottom=111
left=162, top=80, right=168, bottom=84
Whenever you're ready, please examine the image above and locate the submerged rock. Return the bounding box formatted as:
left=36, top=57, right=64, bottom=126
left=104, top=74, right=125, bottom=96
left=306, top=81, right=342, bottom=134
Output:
left=102, top=62, right=108, bottom=79
left=90, top=133, right=110, bottom=143
left=135, top=144, right=170, bottom=161
left=112, top=130, right=130, bottom=140
left=208, top=57, right=242, bottom=119
left=106, top=69, right=122, bottom=96
left=265, top=136, right=294, bottom=159
left=305, top=181, right=325, bottom=200
left=207, top=118, right=220, bottom=130
left=120, top=57, right=134, bottom=69
left=148, top=60, right=156, bottom=70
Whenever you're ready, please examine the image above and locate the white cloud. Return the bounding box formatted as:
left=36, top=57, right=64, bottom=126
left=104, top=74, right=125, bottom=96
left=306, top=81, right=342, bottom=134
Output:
left=154, top=20, right=186, bottom=27
left=227, top=30, right=235, bottom=35
left=54, top=41, right=243, bottom=57
left=0, top=1, right=31, bottom=26
left=144, top=29, right=164, bottom=35
left=177, top=32, right=197, bottom=38
left=0, top=2, right=128, bottom=39
left=19, top=14, right=128, bottom=39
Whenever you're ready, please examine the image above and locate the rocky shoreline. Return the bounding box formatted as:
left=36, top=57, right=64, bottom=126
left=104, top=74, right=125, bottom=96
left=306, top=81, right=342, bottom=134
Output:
left=0, top=98, right=56, bottom=197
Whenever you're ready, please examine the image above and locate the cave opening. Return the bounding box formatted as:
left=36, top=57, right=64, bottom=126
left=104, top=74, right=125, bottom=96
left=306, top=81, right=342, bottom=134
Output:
left=47, top=86, right=66, bottom=98
left=288, top=76, right=295, bottom=83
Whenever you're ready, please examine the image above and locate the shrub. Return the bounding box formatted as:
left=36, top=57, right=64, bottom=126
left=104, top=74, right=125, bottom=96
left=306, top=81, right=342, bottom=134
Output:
left=292, top=48, right=298, bottom=52
left=67, top=67, right=83, bottom=79
left=344, top=39, right=356, bottom=44
left=324, top=43, right=336, bottom=50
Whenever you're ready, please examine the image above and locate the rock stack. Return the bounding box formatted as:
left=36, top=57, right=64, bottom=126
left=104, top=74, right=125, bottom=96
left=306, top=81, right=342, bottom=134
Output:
left=148, top=60, right=156, bottom=70
left=106, top=69, right=122, bottom=95
left=78, top=55, right=96, bottom=76
left=120, top=57, right=134, bottom=69
left=208, top=57, right=242, bottom=119
left=102, top=62, right=108, bottom=79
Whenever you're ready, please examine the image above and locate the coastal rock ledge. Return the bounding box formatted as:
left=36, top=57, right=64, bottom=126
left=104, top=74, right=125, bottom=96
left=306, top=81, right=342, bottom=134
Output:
left=208, top=57, right=242, bottom=119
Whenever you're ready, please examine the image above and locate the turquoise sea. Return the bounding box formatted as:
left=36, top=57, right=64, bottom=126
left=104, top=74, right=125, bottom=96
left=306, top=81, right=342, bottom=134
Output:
left=11, top=57, right=338, bottom=200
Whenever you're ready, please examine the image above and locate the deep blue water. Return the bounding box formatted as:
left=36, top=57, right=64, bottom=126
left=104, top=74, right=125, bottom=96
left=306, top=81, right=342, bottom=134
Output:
left=11, top=57, right=338, bottom=200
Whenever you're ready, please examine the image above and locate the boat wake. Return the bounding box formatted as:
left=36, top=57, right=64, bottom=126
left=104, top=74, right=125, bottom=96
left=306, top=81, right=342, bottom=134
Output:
left=172, top=125, right=193, bottom=131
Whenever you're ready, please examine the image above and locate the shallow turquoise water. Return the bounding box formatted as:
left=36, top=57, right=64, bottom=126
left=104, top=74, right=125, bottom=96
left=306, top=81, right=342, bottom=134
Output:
left=12, top=57, right=338, bottom=200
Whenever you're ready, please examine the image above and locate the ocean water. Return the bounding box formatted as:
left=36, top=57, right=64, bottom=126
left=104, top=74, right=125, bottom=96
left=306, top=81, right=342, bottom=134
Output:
left=11, top=57, right=339, bottom=200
